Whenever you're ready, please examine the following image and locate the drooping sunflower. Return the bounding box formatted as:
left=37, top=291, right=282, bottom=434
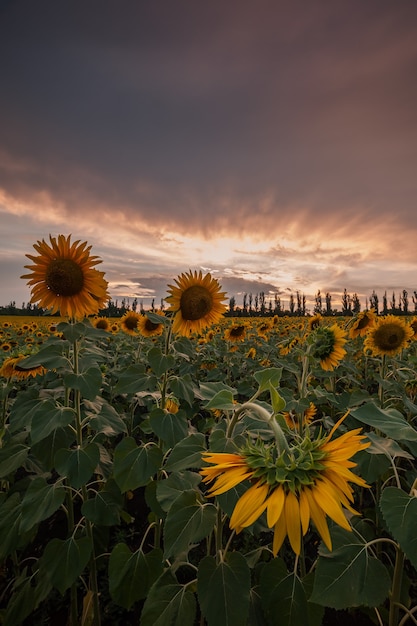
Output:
left=311, top=324, right=347, bottom=371
left=224, top=324, right=246, bottom=342
left=21, top=235, right=109, bottom=319
left=120, top=311, right=142, bottom=336
left=166, top=270, right=227, bottom=336
left=283, top=402, right=317, bottom=430
left=0, top=355, right=47, bottom=380
left=200, top=414, right=369, bottom=555
left=363, top=314, right=413, bottom=357
left=137, top=313, right=164, bottom=338
left=308, top=313, right=323, bottom=331
left=349, top=309, right=376, bottom=339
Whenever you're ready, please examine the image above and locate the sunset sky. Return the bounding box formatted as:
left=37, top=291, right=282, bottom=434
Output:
left=1, top=0, right=417, bottom=312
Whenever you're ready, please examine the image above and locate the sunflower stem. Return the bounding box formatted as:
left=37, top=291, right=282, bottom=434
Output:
left=72, top=336, right=101, bottom=626
left=240, top=402, right=290, bottom=454
left=388, top=544, right=405, bottom=626
left=378, top=354, right=386, bottom=409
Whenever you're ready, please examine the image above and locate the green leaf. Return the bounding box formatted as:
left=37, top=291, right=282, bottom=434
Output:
left=149, top=408, right=189, bottom=447
left=163, top=490, right=217, bottom=559
left=197, top=381, right=237, bottom=402
left=380, top=486, right=417, bottom=569
left=140, top=570, right=196, bottom=626
left=31, top=427, right=74, bottom=471
left=17, top=342, right=69, bottom=369
left=164, top=433, right=206, bottom=472
left=29, top=400, right=75, bottom=445
left=169, top=374, right=195, bottom=407
left=0, top=493, right=22, bottom=559
left=113, top=437, right=162, bottom=493
left=269, top=384, right=286, bottom=414
left=260, top=558, right=308, bottom=626
left=38, top=536, right=92, bottom=594
left=351, top=402, right=417, bottom=446
left=310, top=525, right=391, bottom=608
left=114, top=364, right=156, bottom=394
left=147, top=347, right=176, bottom=377
left=20, top=477, right=66, bottom=533
left=64, top=366, right=103, bottom=400
left=197, top=552, right=251, bottom=626
left=253, top=367, right=283, bottom=392
left=55, top=443, right=100, bottom=488
left=0, top=441, right=29, bottom=478
left=156, top=471, right=202, bottom=512
left=87, top=399, right=127, bottom=436
left=109, top=544, right=163, bottom=609
left=81, top=479, right=123, bottom=525
left=204, top=390, right=236, bottom=410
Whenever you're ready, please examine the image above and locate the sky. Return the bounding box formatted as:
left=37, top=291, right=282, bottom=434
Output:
left=1, top=0, right=417, bottom=313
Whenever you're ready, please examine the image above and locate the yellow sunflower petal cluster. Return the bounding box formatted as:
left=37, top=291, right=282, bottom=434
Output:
left=120, top=311, right=142, bottom=336
left=166, top=270, right=227, bottom=336
left=224, top=324, right=246, bottom=342
left=21, top=235, right=109, bottom=319
left=200, top=415, right=369, bottom=555
left=364, top=314, right=413, bottom=357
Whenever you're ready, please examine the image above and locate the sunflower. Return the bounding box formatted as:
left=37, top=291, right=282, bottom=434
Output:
left=283, top=402, right=317, bottom=430
left=409, top=316, right=417, bottom=339
left=311, top=324, right=347, bottom=371
left=200, top=414, right=369, bottom=555
left=120, top=311, right=142, bottom=336
left=0, top=355, right=47, bottom=380
left=349, top=309, right=376, bottom=339
left=163, top=398, right=179, bottom=414
left=93, top=317, right=110, bottom=331
left=138, top=313, right=164, bottom=337
left=246, top=347, right=257, bottom=359
left=21, top=235, right=109, bottom=319
left=363, top=314, right=413, bottom=357
left=166, top=270, right=227, bottom=336
left=308, top=314, right=323, bottom=331
left=224, top=324, right=246, bottom=342
left=1, top=342, right=12, bottom=353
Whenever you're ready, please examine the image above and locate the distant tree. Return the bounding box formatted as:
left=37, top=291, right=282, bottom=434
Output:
left=289, top=293, right=295, bottom=314
left=243, top=293, right=248, bottom=314
left=413, top=291, right=417, bottom=313
left=382, top=291, right=388, bottom=315
left=259, top=292, right=266, bottom=315
left=314, top=290, right=323, bottom=314
left=325, top=292, right=332, bottom=315
left=352, top=293, right=361, bottom=314
left=229, top=296, right=236, bottom=313
left=391, top=292, right=396, bottom=313
left=402, top=290, right=408, bottom=314
left=341, top=289, right=352, bottom=315
left=274, top=294, right=281, bottom=314
left=370, top=291, right=379, bottom=315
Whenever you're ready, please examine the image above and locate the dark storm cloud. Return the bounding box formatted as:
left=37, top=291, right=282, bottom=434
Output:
left=1, top=0, right=417, bottom=240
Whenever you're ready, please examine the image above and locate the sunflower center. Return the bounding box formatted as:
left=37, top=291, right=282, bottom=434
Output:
left=357, top=314, right=370, bottom=330
left=230, top=325, right=245, bottom=337
left=45, top=259, right=84, bottom=297
left=374, top=324, right=405, bottom=350
left=125, top=316, right=139, bottom=331
left=145, top=319, right=160, bottom=331
left=180, top=286, right=213, bottom=321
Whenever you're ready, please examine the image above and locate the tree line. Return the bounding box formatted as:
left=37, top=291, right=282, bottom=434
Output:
left=1, top=289, right=416, bottom=318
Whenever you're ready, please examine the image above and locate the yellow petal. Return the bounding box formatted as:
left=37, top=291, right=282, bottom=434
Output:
left=312, top=481, right=352, bottom=532
left=272, top=512, right=287, bottom=556
left=230, top=482, right=269, bottom=531
left=266, top=485, right=285, bottom=528
left=206, top=467, right=253, bottom=496
left=285, top=491, right=301, bottom=555
left=304, top=488, right=332, bottom=551
left=299, top=489, right=311, bottom=535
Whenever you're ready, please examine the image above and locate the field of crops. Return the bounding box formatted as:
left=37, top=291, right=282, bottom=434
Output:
left=1, top=308, right=417, bottom=626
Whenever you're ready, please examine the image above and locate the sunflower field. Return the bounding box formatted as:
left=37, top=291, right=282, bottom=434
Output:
left=0, top=236, right=417, bottom=626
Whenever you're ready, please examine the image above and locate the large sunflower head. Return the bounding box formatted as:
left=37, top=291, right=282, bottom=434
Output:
left=349, top=309, right=376, bottom=339
left=200, top=413, right=369, bottom=556
left=166, top=270, right=227, bottom=336
left=311, top=324, right=347, bottom=371
left=363, top=314, right=413, bottom=357
left=21, top=235, right=109, bottom=319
